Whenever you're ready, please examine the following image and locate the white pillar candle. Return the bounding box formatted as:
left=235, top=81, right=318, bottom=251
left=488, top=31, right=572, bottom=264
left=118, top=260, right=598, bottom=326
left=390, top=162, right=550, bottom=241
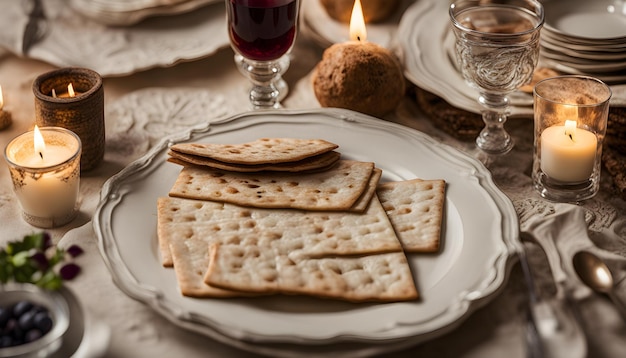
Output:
left=4, top=126, right=81, bottom=228
left=540, top=120, right=597, bottom=183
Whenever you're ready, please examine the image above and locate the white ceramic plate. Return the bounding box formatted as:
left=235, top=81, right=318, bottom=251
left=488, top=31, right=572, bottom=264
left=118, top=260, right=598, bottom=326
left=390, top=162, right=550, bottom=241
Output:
left=68, top=0, right=220, bottom=26
left=396, top=0, right=534, bottom=117
left=540, top=28, right=626, bottom=50
left=539, top=53, right=626, bottom=73
left=540, top=58, right=626, bottom=83
left=0, top=0, right=228, bottom=77
left=93, top=108, right=519, bottom=355
left=301, top=0, right=414, bottom=48
left=543, top=0, right=626, bottom=41
left=540, top=35, right=626, bottom=60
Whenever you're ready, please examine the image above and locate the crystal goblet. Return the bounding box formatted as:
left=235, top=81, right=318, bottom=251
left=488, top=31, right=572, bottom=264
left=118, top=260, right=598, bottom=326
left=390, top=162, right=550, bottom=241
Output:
left=226, top=0, right=300, bottom=109
left=449, top=0, right=544, bottom=154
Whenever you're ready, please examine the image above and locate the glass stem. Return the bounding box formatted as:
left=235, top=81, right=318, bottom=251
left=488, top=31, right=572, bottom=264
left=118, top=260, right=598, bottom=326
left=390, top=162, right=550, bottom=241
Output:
left=477, top=93, right=514, bottom=155
left=238, top=57, right=282, bottom=109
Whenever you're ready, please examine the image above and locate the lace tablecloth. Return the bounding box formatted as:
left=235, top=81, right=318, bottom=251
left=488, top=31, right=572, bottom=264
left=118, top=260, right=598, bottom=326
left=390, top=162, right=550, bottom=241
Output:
left=1, top=30, right=625, bottom=357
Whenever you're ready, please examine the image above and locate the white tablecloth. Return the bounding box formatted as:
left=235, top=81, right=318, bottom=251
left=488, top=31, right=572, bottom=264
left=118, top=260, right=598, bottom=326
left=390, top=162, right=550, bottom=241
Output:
left=1, top=12, right=625, bottom=358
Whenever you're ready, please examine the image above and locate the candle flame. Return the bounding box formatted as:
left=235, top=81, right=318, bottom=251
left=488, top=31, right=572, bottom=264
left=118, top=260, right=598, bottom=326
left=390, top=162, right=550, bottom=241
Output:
left=68, top=83, right=75, bottom=98
left=349, top=0, right=367, bottom=42
left=564, top=119, right=577, bottom=142
left=34, top=125, right=46, bottom=160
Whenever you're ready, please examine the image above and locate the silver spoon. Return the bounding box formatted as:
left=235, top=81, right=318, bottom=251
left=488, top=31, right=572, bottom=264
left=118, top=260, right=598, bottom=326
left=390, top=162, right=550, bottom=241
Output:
left=572, top=250, right=626, bottom=320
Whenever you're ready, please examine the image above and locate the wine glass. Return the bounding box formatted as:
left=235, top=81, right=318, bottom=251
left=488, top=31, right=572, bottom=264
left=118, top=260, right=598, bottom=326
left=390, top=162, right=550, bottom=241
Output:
left=449, top=0, right=544, bottom=155
left=226, top=0, right=300, bottom=109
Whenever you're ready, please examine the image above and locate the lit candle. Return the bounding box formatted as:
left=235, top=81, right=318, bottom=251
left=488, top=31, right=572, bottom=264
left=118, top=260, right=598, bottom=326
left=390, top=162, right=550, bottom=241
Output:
left=0, top=85, right=13, bottom=130
left=311, top=0, right=405, bottom=117
left=4, top=126, right=82, bottom=228
left=33, top=67, right=104, bottom=171
left=53, top=83, right=81, bottom=98
left=540, top=119, right=598, bottom=183
left=350, top=0, right=367, bottom=42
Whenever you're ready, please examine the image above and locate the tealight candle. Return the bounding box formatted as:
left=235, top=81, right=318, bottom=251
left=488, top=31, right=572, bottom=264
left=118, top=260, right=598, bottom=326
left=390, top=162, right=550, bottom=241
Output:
left=0, top=85, right=13, bottom=130
left=540, top=120, right=597, bottom=183
left=533, top=75, right=611, bottom=202
left=33, top=67, right=104, bottom=172
left=52, top=83, right=82, bottom=98
left=4, top=126, right=81, bottom=228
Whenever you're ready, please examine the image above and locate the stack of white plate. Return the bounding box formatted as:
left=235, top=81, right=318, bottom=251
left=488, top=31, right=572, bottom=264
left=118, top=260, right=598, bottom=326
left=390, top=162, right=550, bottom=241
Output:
left=540, top=0, right=626, bottom=83
left=69, top=0, right=218, bottom=26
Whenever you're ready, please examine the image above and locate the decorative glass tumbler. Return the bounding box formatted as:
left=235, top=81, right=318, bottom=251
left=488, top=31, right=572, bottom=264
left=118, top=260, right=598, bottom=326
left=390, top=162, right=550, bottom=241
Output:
left=449, top=0, right=544, bottom=155
left=532, top=75, right=611, bottom=202
left=4, top=127, right=81, bottom=228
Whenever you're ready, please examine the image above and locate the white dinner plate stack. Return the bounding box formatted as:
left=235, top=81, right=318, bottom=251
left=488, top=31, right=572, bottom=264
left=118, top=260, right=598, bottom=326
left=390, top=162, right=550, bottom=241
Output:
left=540, top=0, right=626, bottom=83
left=68, top=0, right=219, bottom=26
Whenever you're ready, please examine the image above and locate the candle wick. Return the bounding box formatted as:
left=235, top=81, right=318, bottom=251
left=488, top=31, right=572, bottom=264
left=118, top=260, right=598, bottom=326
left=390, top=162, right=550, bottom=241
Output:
left=567, top=133, right=576, bottom=143
left=357, top=36, right=361, bottom=41
left=39, top=151, right=43, bottom=160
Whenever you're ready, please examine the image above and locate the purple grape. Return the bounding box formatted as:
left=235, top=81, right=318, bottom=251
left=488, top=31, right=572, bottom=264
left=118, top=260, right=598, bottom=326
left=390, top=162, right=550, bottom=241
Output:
left=59, top=263, right=81, bottom=280
left=66, top=245, right=84, bottom=258
left=30, top=252, right=50, bottom=270
left=42, top=232, right=52, bottom=249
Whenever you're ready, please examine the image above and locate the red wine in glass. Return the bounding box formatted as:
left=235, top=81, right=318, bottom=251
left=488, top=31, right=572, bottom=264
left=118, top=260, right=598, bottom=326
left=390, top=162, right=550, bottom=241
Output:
left=227, top=0, right=298, bottom=62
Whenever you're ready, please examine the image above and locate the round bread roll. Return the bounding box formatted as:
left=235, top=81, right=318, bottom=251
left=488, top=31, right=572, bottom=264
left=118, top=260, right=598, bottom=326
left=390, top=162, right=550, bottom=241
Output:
left=312, top=42, right=405, bottom=118
left=320, top=0, right=401, bottom=24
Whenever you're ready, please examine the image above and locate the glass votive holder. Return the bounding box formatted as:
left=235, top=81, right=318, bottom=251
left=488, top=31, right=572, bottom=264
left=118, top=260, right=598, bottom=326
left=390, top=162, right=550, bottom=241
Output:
left=4, top=127, right=81, bottom=228
left=532, top=75, right=611, bottom=202
left=33, top=67, right=104, bottom=172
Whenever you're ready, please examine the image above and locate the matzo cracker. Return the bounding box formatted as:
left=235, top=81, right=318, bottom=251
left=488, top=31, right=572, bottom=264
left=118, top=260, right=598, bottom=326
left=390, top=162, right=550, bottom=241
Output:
left=167, top=150, right=341, bottom=173
left=377, top=179, right=446, bottom=253
left=170, top=138, right=338, bottom=165
left=158, top=195, right=404, bottom=297
left=168, top=160, right=375, bottom=211
left=205, top=243, right=418, bottom=302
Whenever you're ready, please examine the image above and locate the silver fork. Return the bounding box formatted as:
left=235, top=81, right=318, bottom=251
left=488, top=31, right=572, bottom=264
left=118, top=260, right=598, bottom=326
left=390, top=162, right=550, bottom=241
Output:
left=520, top=232, right=587, bottom=358
left=21, top=0, right=48, bottom=54
left=518, top=239, right=544, bottom=358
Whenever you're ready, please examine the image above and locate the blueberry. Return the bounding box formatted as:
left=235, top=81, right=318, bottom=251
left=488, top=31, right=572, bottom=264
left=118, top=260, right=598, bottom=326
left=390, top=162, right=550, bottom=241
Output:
left=0, top=301, right=53, bottom=347
left=33, top=312, right=53, bottom=334
left=12, top=301, right=33, bottom=317
left=11, top=320, right=24, bottom=340
left=0, top=335, right=13, bottom=348
left=3, top=318, right=17, bottom=335
left=18, top=310, right=36, bottom=331
left=25, top=329, right=42, bottom=343
left=0, top=307, right=10, bottom=327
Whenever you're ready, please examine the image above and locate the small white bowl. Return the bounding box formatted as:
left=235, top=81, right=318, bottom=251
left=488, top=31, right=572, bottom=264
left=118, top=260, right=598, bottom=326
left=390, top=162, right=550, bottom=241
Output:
left=0, top=283, right=70, bottom=358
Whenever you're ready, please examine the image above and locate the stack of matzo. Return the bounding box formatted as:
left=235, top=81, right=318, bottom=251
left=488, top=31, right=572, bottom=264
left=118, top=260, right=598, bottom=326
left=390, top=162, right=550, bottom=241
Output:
left=168, top=138, right=341, bottom=172
left=158, top=138, right=446, bottom=303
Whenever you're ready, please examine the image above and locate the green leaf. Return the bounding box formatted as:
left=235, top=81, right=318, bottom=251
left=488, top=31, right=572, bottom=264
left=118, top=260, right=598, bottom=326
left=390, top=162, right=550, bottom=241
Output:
left=12, top=251, right=29, bottom=267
